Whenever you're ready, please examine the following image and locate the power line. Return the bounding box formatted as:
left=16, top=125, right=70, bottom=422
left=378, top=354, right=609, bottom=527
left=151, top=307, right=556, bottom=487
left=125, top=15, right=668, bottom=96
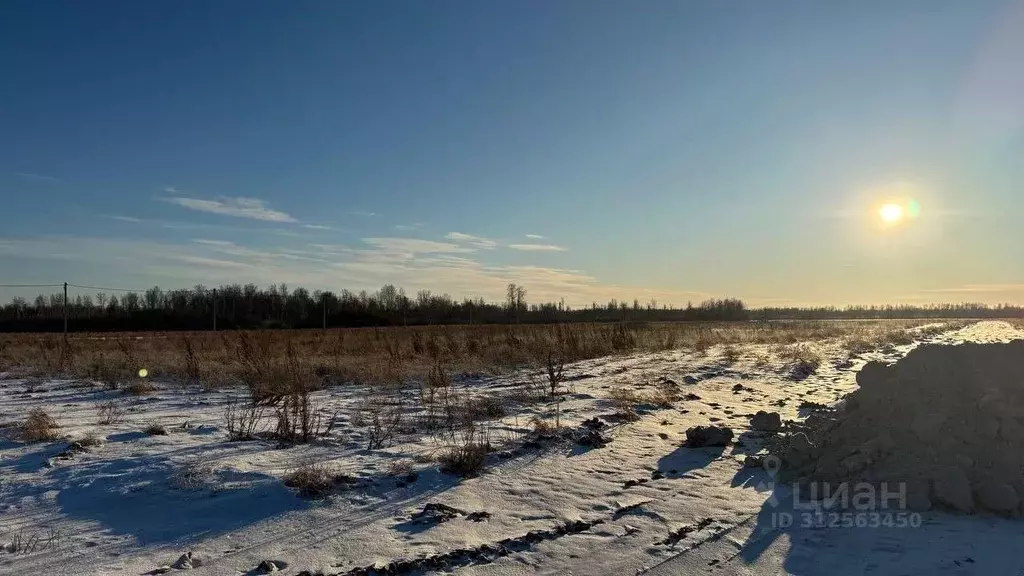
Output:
left=66, top=283, right=148, bottom=293
left=0, top=282, right=151, bottom=293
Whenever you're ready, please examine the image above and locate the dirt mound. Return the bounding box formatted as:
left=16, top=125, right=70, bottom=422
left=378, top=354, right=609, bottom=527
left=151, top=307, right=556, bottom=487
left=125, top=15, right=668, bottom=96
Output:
left=685, top=425, right=734, bottom=447
left=770, top=341, right=1024, bottom=515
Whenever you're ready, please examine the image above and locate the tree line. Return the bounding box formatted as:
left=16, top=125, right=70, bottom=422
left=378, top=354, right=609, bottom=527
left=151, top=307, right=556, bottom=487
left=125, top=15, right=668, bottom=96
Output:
left=0, top=281, right=1020, bottom=332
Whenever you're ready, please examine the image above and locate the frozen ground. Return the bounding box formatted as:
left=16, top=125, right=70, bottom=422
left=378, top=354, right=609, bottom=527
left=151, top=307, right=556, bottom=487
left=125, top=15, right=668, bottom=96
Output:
left=1, top=321, right=1023, bottom=576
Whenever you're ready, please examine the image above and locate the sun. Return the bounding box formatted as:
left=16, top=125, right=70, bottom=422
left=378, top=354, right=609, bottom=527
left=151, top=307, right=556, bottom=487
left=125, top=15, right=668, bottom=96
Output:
left=878, top=203, right=905, bottom=224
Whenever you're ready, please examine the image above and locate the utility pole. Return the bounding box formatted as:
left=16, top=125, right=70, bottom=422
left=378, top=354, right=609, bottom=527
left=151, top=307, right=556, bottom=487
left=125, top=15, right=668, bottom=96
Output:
left=63, top=282, right=68, bottom=335
left=212, top=288, right=217, bottom=331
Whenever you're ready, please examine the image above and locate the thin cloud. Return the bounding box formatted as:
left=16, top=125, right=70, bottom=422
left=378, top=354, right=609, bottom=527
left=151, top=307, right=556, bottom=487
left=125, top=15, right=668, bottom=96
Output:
left=168, top=255, right=256, bottom=269
left=0, top=234, right=708, bottom=306
left=362, top=237, right=475, bottom=254
left=162, top=186, right=182, bottom=195
left=350, top=210, right=377, bottom=217
left=303, top=224, right=334, bottom=230
left=103, top=215, right=143, bottom=223
left=525, top=234, right=544, bottom=239
left=508, top=243, right=568, bottom=252
left=15, top=172, right=58, bottom=182
left=445, top=232, right=498, bottom=249
left=162, top=195, right=297, bottom=223
left=191, top=239, right=236, bottom=247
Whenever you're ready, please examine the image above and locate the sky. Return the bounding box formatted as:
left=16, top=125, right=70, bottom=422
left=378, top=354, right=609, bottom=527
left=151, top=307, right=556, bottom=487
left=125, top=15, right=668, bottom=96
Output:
left=2, top=0, right=1023, bottom=307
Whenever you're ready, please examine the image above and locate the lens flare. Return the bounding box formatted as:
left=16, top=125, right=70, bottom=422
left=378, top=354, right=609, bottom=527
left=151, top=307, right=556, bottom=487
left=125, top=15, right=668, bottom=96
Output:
left=138, top=368, right=149, bottom=378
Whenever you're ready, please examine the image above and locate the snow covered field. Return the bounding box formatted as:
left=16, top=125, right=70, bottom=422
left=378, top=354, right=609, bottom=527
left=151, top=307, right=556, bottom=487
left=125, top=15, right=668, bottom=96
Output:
left=2, top=321, right=1023, bottom=576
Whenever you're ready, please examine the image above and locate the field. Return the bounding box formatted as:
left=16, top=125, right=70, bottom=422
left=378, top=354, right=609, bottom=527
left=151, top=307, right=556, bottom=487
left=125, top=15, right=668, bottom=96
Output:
left=0, top=320, right=958, bottom=387
left=2, top=319, right=1023, bottom=576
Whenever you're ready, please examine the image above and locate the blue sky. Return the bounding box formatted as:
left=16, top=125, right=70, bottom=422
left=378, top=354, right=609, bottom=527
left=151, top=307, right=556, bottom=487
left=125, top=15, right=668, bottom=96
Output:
left=2, top=0, right=1023, bottom=306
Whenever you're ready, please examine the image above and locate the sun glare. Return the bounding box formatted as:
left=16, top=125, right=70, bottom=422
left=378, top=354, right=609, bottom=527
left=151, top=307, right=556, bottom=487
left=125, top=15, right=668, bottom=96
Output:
left=879, top=203, right=905, bottom=224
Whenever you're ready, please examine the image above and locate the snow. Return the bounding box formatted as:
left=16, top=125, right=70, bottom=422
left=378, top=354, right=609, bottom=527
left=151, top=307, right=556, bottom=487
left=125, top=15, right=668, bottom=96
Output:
left=1, top=321, right=1022, bottom=576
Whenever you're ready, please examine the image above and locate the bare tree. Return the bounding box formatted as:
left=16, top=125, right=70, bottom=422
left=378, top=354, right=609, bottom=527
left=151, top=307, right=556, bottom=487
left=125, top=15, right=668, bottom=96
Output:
left=514, top=285, right=527, bottom=324
left=506, top=284, right=517, bottom=315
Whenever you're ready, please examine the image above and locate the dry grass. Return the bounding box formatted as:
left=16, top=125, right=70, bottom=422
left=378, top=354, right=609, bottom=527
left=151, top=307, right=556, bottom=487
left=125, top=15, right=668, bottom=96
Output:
left=0, top=320, right=964, bottom=387
left=170, top=460, right=213, bottom=490
left=3, top=526, right=62, bottom=554
left=283, top=462, right=340, bottom=497
left=461, top=396, right=506, bottom=421
left=386, top=459, right=414, bottom=477
left=96, top=401, right=125, bottom=425
left=647, top=380, right=681, bottom=408
left=529, top=416, right=556, bottom=435
left=124, top=379, right=156, bottom=395
left=607, top=387, right=643, bottom=421
left=76, top=432, right=103, bottom=447
left=720, top=344, right=741, bottom=364
left=608, top=386, right=642, bottom=408
left=19, top=408, right=61, bottom=442
left=438, top=442, right=489, bottom=478
left=224, top=402, right=265, bottom=441
left=777, top=344, right=823, bottom=379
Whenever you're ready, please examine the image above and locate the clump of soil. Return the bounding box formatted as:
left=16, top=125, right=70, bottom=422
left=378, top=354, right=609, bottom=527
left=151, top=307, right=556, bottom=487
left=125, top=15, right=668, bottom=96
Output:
left=750, top=411, right=782, bottom=432
left=409, top=503, right=468, bottom=525
left=769, top=341, right=1024, bottom=515
left=684, top=425, right=733, bottom=447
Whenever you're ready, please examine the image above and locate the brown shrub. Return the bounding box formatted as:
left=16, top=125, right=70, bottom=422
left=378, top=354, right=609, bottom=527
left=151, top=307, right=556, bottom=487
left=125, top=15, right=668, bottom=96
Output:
left=224, top=402, right=265, bottom=440
left=778, top=344, right=823, bottom=379
left=77, top=432, right=103, bottom=447
left=530, top=416, right=556, bottom=435
left=19, top=408, right=60, bottom=442
left=97, top=401, right=125, bottom=425
left=608, top=387, right=641, bottom=409
left=284, top=462, right=340, bottom=497
left=171, top=460, right=213, bottom=490
left=386, top=459, right=414, bottom=477
left=125, top=379, right=155, bottom=395
left=438, top=443, right=489, bottom=478
left=721, top=344, right=741, bottom=364
left=462, top=395, right=506, bottom=421
left=647, top=388, right=678, bottom=408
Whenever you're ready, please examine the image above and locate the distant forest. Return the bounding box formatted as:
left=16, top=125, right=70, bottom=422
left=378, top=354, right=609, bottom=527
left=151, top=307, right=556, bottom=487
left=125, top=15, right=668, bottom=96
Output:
left=1, top=282, right=1022, bottom=332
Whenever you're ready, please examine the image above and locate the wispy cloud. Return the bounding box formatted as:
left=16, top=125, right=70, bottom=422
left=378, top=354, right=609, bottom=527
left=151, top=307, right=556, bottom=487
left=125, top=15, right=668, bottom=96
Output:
left=445, top=232, right=498, bottom=249
left=362, top=237, right=475, bottom=254
left=162, top=195, right=297, bottom=223
left=103, top=215, right=143, bottom=223
left=100, top=213, right=279, bottom=234
left=395, top=223, right=425, bottom=230
left=169, top=255, right=256, bottom=269
left=15, top=172, right=58, bottom=182
left=0, top=234, right=706, bottom=306
left=303, top=224, right=334, bottom=230
left=525, top=234, right=544, bottom=239
left=191, top=239, right=235, bottom=247
left=162, top=186, right=182, bottom=195
left=350, top=210, right=377, bottom=217
left=508, top=243, right=567, bottom=252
